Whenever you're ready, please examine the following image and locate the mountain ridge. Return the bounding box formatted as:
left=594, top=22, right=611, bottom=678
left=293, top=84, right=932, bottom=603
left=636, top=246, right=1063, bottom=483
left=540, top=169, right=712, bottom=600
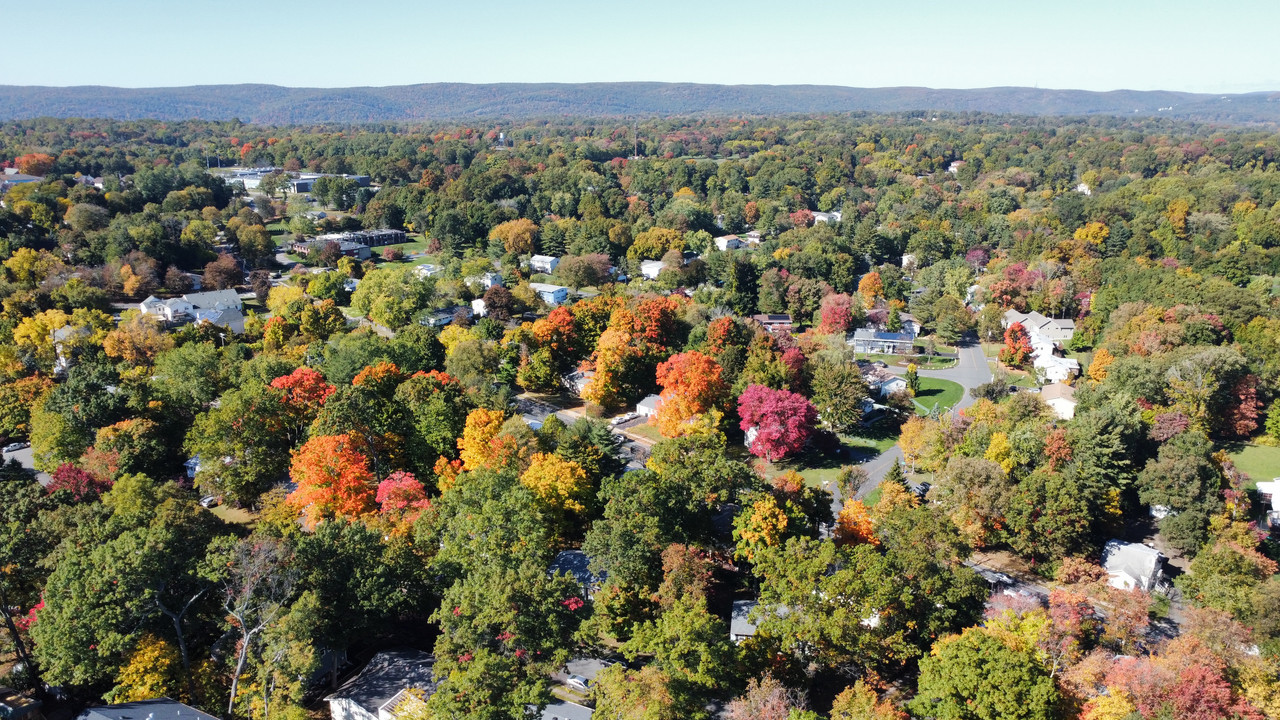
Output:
left=2, top=82, right=1279, bottom=124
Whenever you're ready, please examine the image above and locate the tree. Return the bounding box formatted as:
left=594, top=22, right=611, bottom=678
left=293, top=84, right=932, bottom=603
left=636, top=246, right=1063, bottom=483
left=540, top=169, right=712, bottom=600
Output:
left=819, top=293, right=858, bottom=334
left=905, top=363, right=920, bottom=395
left=482, top=284, right=514, bottom=322
left=287, top=434, right=376, bottom=527
left=204, top=253, right=242, bottom=290
left=376, top=471, right=430, bottom=514
left=653, top=351, right=727, bottom=437
left=830, top=681, right=907, bottom=720
left=519, top=452, right=592, bottom=527
left=809, top=360, right=870, bottom=434
left=834, top=500, right=878, bottom=547
left=858, top=272, right=883, bottom=308
left=911, top=628, right=1061, bottom=720
left=622, top=595, right=734, bottom=712
left=737, top=385, right=816, bottom=461
left=186, top=383, right=293, bottom=505
left=726, top=676, right=808, bottom=720
left=592, top=665, right=683, bottom=720
left=490, top=218, right=539, bottom=255
left=999, top=322, right=1033, bottom=368
left=458, top=407, right=506, bottom=471
left=733, top=494, right=791, bottom=561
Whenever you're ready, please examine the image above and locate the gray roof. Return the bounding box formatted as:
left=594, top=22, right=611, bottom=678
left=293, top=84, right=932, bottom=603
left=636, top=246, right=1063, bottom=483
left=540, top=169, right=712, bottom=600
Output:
left=550, top=550, right=604, bottom=589
left=852, top=328, right=915, bottom=342
left=1102, top=540, right=1163, bottom=584
left=77, top=699, right=219, bottom=720
left=539, top=701, right=593, bottom=720
left=326, top=649, right=437, bottom=713
left=730, top=599, right=758, bottom=638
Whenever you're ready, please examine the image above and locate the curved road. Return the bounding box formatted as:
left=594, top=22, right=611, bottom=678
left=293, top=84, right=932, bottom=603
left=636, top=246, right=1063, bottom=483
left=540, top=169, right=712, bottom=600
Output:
left=834, top=336, right=994, bottom=506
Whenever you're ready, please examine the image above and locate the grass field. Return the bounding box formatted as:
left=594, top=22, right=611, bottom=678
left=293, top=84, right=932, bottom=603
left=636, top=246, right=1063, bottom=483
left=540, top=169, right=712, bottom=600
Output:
left=763, top=423, right=902, bottom=489
left=209, top=505, right=258, bottom=526
left=1226, top=444, right=1280, bottom=489
left=622, top=421, right=664, bottom=444
left=856, top=353, right=957, bottom=369
left=913, top=377, right=964, bottom=414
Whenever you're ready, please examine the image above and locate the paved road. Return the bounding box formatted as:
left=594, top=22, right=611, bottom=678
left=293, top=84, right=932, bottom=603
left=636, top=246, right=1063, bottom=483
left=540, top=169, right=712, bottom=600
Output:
left=830, top=335, right=995, bottom=510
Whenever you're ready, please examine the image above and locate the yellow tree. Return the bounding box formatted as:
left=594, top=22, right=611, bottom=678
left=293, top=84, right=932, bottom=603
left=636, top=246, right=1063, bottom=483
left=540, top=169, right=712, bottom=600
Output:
left=1087, top=348, right=1114, bottom=384
left=520, top=452, right=592, bottom=523
left=984, top=431, right=1015, bottom=473
left=110, top=634, right=185, bottom=703
left=490, top=218, right=539, bottom=255
left=1073, top=221, right=1110, bottom=247
left=103, top=314, right=174, bottom=368
left=857, top=271, right=883, bottom=309
left=833, top=500, right=878, bottom=547
left=732, top=495, right=788, bottom=561
left=898, top=416, right=939, bottom=472
left=458, top=408, right=506, bottom=470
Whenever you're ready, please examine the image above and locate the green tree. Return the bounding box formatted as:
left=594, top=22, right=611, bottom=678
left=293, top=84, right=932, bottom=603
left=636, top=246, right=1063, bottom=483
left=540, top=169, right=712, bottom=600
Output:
left=910, top=628, right=1061, bottom=720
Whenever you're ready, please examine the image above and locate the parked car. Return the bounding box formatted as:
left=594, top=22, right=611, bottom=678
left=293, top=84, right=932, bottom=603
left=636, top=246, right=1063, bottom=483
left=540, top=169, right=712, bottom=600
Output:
left=566, top=674, right=590, bottom=690
left=3, top=441, right=29, bottom=453
left=610, top=413, right=637, bottom=426
left=199, top=495, right=222, bottom=508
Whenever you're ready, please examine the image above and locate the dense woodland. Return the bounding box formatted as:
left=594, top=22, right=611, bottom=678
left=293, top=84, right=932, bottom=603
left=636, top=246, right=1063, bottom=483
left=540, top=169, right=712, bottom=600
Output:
left=2, top=113, right=1280, bottom=720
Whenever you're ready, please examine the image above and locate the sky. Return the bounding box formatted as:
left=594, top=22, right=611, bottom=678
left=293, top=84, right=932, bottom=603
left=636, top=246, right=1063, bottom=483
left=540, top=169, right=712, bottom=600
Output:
left=5, top=0, right=1280, bottom=93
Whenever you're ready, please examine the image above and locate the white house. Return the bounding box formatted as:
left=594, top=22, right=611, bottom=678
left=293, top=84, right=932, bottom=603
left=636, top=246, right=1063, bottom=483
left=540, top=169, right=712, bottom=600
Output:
left=636, top=394, right=663, bottom=417
left=743, top=230, right=763, bottom=244
left=326, top=650, right=438, bottom=720
left=812, top=210, right=842, bottom=224
left=859, top=363, right=908, bottom=398
left=1102, top=540, right=1164, bottom=592
left=530, top=255, right=560, bottom=274
left=1003, top=309, right=1075, bottom=344
left=471, top=298, right=487, bottom=318
left=1034, top=354, right=1080, bottom=383
left=1040, top=382, right=1077, bottom=420
left=479, top=272, right=503, bottom=288
left=139, top=296, right=194, bottom=323
left=192, top=307, right=246, bottom=334
left=413, top=264, right=442, bottom=278
left=529, top=282, right=569, bottom=306
left=851, top=329, right=916, bottom=355
left=639, top=260, right=665, bottom=281
left=1255, top=480, right=1280, bottom=529
left=181, top=289, right=242, bottom=313
left=713, top=234, right=744, bottom=251
left=897, top=313, right=923, bottom=338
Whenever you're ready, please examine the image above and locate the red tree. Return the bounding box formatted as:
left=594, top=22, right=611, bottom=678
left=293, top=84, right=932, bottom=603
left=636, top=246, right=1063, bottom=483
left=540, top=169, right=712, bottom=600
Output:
left=46, top=463, right=112, bottom=501
left=737, top=384, right=817, bottom=461
left=288, top=433, right=376, bottom=527
left=653, top=350, right=727, bottom=436
left=999, top=322, right=1033, bottom=368
left=271, top=367, right=335, bottom=416
left=818, top=293, right=856, bottom=334
left=375, top=470, right=431, bottom=513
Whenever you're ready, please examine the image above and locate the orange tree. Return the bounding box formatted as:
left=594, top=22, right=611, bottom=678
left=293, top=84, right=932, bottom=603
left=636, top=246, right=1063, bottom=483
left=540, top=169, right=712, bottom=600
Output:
left=458, top=407, right=506, bottom=471
left=653, top=350, right=727, bottom=437
left=288, top=433, right=376, bottom=527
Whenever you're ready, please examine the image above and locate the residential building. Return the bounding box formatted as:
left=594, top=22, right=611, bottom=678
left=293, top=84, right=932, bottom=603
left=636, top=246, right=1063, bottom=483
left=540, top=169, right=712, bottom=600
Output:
left=192, top=307, right=246, bottom=334
left=1034, top=354, right=1080, bottom=383
left=858, top=362, right=908, bottom=398
left=563, top=369, right=594, bottom=396
left=413, top=264, right=442, bottom=278
left=470, top=272, right=503, bottom=289
left=1102, top=540, right=1164, bottom=592
left=550, top=549, right=606, bottom=596
left=636, top=394, right=663, bottom=417
left=315, top=229, right=406, bottom=247
left=52, top=324, right=90, bottom=376
left=326, top=649, right=438, bottom=720
left=291, top=239, right=371, bottom=260
left=471, top=298, right=487, bottom=318
left=850, top=329, right=916, bottom=354
left=1002, top=309, right=1075, bottom=344
left=713, top=234, right=743, bottom=251
left=420, top=305, right=472, bottom=327
left=812, top=210, right=842, bottom=224
left=530, top=255, right=560, bottom=274
left=730, top=599, right=759, bottom=643
left=750, top=314, right=794, bottom=335
left=0, top=687, right=41, bottom=720
left=639, top=260, right=665, bottom=280
left=182, top=289, right=243, bottom=313
left=1040, top=382, right=1077, bottom=420
left=898, top=313, right=923, bottom=337
left=77, top=699, right=218, bottom=720
left=529, top=282, right=569, bottom=306
left=139, top=295, right=194, bottom=323
left=1255, top=480, right=1280, bottom=529
left=539, top=701, right=593, bottom=720
left=743, top=230, right=763, bottom=244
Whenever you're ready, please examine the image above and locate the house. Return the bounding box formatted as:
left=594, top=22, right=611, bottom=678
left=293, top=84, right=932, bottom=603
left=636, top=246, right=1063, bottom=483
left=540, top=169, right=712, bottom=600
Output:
left=315, top=229, right=406, bottom=247
left=901, top=253, right=917, bottom=271
left=192, top=307, right=246, bottom=334
left=743, top=230, right=763, bottom=244
left=859, top=363, right=907, bottom=398
left=812, top=210, right=842, bottom=224
left=521, top=414, right=544, bottom=431
left=1003, top=309, right=1075, bottom=344
left=750, top=314, right=794, bottom=335
left=326, top=649, right=438, bottom=720
left=636, top=394, right=663, bottom=417
left=1254, top=480, right=1280, bottom=528
left=475, top=272, right=503, bottom=289
left=413, top=264, right=442, bottom=278
left=850, top=329, right=916, bottom=355
left=293, top=239, right=371, bottom=260
left=420, top=305, right=472, bottom=327
left=1102, top=541, right=1164, bottom=592
left=550, top=550, right=605, bottom=596
left=530, top=255, right=560, bottom=274
left=51, top=324, right=90, bottom=376
left=139, top=295, right=194, bottom=323
left=639, top=260, right=666, bottom=281
left=529, top=283, right=569, bottom=306
left=898, top=313, right=923, bottom=338
left=471, top=298, right=487, bottom=318
left=1076, top=182, right=1092, bottom=196
left=1034, top=354, right=1080, bottom=383
left=182, top=289, right=243, bottom=313
left=713, top=234, right=744, bottom=251
left=563, top=370, right=594, bottom=395
left=76, top=699, right=218, bottom=720
left=730, top=599, right=759, bottom=643
left=1040, top=382, right=1077, bottom=420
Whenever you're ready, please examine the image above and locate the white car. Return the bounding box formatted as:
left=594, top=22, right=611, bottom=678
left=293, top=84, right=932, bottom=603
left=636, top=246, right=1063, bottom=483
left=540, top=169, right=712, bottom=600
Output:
left=3, top=441, right=29, bottom=453
left=199, top=496, right=222, bottom=508
left=566, top=674, right=590, bottom=690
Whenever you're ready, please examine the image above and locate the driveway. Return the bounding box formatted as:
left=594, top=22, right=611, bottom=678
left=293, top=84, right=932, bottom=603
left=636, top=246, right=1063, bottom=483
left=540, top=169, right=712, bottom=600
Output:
left=3, top=446, right=52, bottom=487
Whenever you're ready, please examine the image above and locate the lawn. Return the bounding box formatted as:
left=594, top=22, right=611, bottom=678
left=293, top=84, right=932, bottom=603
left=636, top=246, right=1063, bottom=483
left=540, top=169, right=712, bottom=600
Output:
left=1226, top=444, right=1280, bottom=489
left=209, top=504, right=258, bottom=526
left=856, top=353, right=957, bottom=369
left=764, top=423, right=902, bottom=489
left=622, top=421, right=664, bottom=444
left=913, top=377, right=964, bottom=414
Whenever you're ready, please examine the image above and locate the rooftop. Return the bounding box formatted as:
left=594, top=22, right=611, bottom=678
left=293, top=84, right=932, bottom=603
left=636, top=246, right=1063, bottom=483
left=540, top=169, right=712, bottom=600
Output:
left=77, top=699, right=219, bottom=720
left=326, top=649, right=437, bottom=713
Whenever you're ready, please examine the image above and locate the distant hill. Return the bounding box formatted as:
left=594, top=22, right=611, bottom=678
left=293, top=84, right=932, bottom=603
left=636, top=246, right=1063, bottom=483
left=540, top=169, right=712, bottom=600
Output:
left=2, top=82, right=1279, bottom=124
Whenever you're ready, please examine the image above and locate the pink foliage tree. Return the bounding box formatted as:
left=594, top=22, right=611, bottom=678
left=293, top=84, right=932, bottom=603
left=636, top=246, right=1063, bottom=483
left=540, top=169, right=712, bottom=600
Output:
left=737, top=384, right=817, bottom=461
left=46, top=463, right=112, bottom=502
left=818, top=293, right=856, bottom=334
left=375, top=470, right=431, bottom=513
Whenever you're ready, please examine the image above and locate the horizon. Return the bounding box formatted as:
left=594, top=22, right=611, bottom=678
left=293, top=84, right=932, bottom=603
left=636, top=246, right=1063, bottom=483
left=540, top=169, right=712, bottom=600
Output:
left=6, top=0, right=1280, bottom=94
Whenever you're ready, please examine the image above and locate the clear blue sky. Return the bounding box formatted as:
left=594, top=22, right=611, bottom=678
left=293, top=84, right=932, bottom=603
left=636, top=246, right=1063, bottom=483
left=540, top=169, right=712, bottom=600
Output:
left=7, top=0, right=1279, bottom=93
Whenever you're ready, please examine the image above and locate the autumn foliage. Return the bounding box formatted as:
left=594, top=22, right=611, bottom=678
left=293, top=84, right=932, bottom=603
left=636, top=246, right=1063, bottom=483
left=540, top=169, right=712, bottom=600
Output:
left=519, top=452, right=592, bottom=519
left=288, top=433, right=376, bottom=527
left=653, top=350, right=727, bottom=437
left=458, top=408, right=506, bottom=471
left=999, top=321, right=1033, bottom=368
left=737, top=384, right=817, bottom=461
left=833, top=500, right=878, bottom=547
